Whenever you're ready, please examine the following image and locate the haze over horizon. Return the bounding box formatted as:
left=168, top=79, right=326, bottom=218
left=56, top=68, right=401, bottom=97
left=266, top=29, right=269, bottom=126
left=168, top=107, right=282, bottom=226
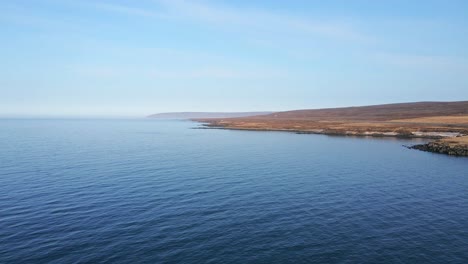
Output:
left=2, top=0, right=468, bottom=117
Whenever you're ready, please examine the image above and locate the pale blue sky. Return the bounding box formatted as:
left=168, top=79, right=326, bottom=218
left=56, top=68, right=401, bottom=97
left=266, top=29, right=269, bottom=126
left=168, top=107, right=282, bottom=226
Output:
left=1, top=0, right=468, bottom=117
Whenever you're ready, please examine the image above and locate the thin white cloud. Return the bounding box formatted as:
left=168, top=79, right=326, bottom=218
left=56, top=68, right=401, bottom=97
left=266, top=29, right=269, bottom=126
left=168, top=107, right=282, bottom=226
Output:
left=91, top=2, right=158, bottom=17
left=3, top=0, right=374, bottom=54
left=156, top=0, right=372, bottom=42
left=70, top=0, right=372, bottom=43
left=150, top=67, right=286, bottom=79
left=81, top=1, right=170, bottom=19
left=9, top=0, right=465, bottom=75
left=376, top=53, right=468, bottom=71
left=73, top=65, right=288, bottom=80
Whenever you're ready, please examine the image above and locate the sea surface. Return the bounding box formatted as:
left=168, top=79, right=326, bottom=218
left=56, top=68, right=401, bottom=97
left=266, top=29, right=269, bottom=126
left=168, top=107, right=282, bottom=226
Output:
left=0, top=119, right=467, bottom=263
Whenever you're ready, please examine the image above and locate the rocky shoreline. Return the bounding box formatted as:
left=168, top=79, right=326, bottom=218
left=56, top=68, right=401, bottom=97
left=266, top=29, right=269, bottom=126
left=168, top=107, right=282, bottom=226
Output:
left=409, top=138, right=468, bottom=156
left=197, top=123, right=462, bottom=139
left=196, top=122, right=468, bottom=157
left=192, top=102, right=468, bottom=157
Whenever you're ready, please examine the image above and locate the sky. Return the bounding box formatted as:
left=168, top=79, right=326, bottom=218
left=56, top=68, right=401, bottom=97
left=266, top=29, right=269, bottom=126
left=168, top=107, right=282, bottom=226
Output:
left=1, top=0, right=468, bottom=117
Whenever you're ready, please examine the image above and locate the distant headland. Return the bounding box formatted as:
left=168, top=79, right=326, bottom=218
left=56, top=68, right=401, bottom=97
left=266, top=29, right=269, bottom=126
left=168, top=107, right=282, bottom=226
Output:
left=191, top=101, right=468, bottom=156
left=148, top=112, right=273, bottom=119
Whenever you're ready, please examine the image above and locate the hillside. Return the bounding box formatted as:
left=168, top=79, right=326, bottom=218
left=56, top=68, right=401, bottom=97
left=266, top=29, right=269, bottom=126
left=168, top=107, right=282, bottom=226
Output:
left=195, top=101, right=468, bottom=140
left=250, top=101, right=468, bottom=121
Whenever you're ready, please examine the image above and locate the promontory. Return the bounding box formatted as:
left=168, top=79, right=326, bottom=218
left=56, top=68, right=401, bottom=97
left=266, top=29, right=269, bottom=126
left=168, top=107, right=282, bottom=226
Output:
left=193, top=101, right=468, bottom=156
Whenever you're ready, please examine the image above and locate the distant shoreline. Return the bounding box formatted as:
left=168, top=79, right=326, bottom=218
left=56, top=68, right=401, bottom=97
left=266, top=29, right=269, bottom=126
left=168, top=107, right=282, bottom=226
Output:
left=195, top=123, right=450, bottom=139
left=192, top=101, right=468, bottom=156
left=148, top=112, right=273, bottom=119
left=195, top=122, right=468, bottom=156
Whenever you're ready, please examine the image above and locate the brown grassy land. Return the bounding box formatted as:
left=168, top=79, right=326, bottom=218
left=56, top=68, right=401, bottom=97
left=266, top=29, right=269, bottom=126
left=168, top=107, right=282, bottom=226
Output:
left=389, top=115, right=468, bottom=124
left=251, top=101, right=468, bottom=121
left=410, top=136, right=468, bottom=156
left=195, top=101, right=468, bottom=138
left=440, top=136, right=468, bottom=146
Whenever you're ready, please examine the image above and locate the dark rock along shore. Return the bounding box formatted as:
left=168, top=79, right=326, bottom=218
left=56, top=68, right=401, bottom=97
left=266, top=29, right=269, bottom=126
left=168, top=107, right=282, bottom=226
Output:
left=410, top=142, right=468, bottom=156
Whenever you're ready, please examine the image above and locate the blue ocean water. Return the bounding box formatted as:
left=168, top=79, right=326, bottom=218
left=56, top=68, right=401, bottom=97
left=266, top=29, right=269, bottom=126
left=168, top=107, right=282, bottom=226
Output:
left=0, top=119, right=467, bottom=263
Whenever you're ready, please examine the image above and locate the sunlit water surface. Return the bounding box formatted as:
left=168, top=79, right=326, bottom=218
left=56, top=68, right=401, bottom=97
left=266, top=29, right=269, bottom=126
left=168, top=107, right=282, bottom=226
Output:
left=0, top=119, right=467, bottom=263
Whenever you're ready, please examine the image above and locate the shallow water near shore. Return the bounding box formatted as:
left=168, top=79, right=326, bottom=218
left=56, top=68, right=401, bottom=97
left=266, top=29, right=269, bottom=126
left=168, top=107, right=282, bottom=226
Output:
left=0, top=119, right=467, bottom=263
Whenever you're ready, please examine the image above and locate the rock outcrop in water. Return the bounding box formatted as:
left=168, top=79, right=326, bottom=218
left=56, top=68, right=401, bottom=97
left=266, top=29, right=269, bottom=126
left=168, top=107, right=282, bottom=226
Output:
left=410, top=137, right=468, bottom=156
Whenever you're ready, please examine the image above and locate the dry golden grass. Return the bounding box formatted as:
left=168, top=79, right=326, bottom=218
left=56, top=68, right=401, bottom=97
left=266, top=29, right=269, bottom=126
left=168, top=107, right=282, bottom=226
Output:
left=196, top=103, right=468, bottom=137
left=390, top=115, right=468, bottom=124
left=199, top=118, right=468, bottom=136
left=196, top=103, right=468, bottom=147
left=440, top=136, right=468, bottom=145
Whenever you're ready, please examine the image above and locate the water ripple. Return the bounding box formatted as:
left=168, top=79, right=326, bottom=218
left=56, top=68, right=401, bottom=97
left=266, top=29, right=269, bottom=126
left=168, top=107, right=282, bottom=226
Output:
left=0, top=119, right=467, bottom=263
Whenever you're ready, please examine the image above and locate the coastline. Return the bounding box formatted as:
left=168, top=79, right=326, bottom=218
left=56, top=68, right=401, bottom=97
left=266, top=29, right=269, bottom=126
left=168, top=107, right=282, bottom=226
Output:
left=195, top=125, right=444, bottom=139
left=409, top=137, right=468, bottom=156
left=194, top=120, right=468, bottom=156
left=195, top=120, right=465, bottom=138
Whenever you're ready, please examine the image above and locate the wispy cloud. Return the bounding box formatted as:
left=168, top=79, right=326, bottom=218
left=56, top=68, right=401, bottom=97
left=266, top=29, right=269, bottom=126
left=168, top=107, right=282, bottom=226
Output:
left=156, top=0, right=371, bottom=42
left=376, top=53, right=468, bottom=71
left=73, top=65, right=288, bottom=80
left=74, top=0, right=372, bottom=43
left=7, top=0, right=465, bottom=75
left=80, top=1, right=169, bottom=19
left=150, top=67, right=287, bottom=79
left=91, top=2, right=158, bottom=17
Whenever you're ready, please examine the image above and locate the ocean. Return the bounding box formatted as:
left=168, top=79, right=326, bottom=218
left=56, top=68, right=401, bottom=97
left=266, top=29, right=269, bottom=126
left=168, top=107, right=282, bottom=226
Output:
left=0, top=119, right=467, bottom=263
